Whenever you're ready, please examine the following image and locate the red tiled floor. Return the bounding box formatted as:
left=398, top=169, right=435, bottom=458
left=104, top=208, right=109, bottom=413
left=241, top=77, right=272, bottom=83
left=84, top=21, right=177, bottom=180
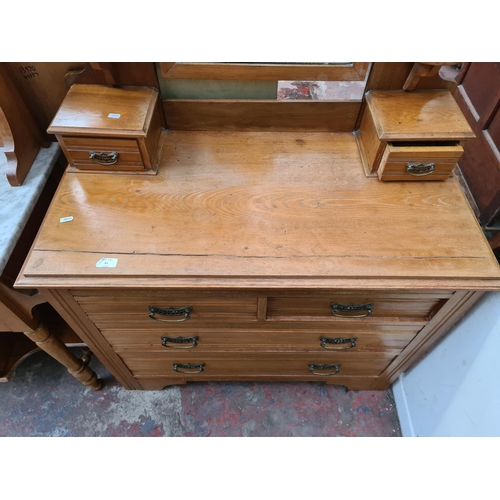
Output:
left=0, top=348, right=401, bottom=436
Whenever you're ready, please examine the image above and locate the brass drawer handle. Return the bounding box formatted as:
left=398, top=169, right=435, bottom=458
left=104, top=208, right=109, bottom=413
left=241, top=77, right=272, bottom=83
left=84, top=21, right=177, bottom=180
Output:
left=173, top=363, right=205, bottom=374
left=406, top=162, right=435, bottom=176
left=331, top=302, right=373, bottom=318
left=309, top=363, right=340, bottom=376
left=149, top=306, right=192, bottom=322
left=161, top=335, right=199, bottom=349
left=320, top=336, right=357, bottom=350
left=89, top=151, right=118, bottom=165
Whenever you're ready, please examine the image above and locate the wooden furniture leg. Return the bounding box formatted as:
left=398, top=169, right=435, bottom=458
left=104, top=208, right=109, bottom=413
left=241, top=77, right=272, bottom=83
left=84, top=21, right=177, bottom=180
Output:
left=23, top=320, right=102, bottom=390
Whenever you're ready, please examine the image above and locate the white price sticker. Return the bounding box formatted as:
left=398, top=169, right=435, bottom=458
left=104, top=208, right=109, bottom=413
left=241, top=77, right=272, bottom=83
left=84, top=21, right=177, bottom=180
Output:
left=108, top=113, right=121, bottom=119
left=60, top=216, right=74, bottom=223
left=96, top=258, right=118, bottom=268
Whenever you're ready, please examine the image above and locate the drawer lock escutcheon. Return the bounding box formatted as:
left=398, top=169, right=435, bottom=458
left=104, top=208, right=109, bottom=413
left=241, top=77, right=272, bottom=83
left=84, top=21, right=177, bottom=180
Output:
left=161, top=335, right=199, bottom=349
left=309, top=363, right=340, bottom=376
left=406, top=162, right=435, bottom=176
left=320, top=336, right=357, bottom=350
left=149, top=306, right=192, bottom=323
left=173, top=363, right=205, bottom=374
left=89, top=151, right=119, bottom=165
left=331, top=302, right=373, bottom=318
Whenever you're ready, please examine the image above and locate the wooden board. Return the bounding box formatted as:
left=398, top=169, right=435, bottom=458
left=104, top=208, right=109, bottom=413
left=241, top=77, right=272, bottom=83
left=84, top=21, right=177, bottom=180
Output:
left=163, top=100, right=361, bottom=131
left=118, top=351, right=396, bottom=378
left=105, top=329, right=416, bottom=352
left=0, top=64, right=46, bottom=186
left=48, top=85, right=158, bottom=136
left=366, top=90, right=475, bottom=141
left=160, top=63, right=370, bottom=81
left=454, top=62, right=500, bottom=227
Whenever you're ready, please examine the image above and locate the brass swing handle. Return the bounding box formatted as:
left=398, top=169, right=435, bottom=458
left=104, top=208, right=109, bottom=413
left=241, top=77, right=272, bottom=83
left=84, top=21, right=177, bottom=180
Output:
left=173, top=363, right=205, bottom=374
left=406, top=162, right=435, bottom=176
left=161, top=335, right=199, bottom=349
left=149, top=305, right=193, bottom=322
left=89, top=151, right=119, bottom=165
left=320, top=336, right=357, bottom=350
left=331, top=302, right=373, bottom=318
left=309, top=363, right=340, bottom=376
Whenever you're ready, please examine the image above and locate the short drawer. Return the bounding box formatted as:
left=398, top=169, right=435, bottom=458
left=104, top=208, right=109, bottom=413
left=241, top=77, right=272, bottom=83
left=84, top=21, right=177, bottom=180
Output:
left=73, top=290, right=258, bottom=328
left=118, top=351, right=397, bottom=378
left=378, top=143, right=464, bottom=181
left=62, top=136, right=145, bottom=171
left=266, top=291, right=450, bottom=321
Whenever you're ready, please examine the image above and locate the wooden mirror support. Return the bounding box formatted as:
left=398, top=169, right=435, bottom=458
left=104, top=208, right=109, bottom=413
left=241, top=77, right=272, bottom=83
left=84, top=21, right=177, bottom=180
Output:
left=0, top=64, right=48, bottom=186
left=403, top=62, right=460, bottom=91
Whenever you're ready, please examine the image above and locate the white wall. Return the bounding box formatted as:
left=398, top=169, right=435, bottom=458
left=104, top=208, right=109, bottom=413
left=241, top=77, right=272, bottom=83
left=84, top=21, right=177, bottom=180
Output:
left=393, top=292, right=500, bottom=437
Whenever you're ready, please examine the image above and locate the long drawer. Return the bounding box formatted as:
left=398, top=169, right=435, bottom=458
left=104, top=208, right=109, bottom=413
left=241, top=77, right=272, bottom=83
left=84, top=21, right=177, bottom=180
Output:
left=118, top=351, right=397, bottom=378
left=106, top=328, right=416, bottom=352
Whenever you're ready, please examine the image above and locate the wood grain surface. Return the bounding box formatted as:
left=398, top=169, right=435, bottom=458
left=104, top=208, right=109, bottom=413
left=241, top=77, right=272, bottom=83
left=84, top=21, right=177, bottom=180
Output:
left=163, top=100, right=360, bottom=131
left=118, top=351, right=396, bottom=378
left=18, top=131, right=500, bottom=288
left=366, top=90, right=475, bottom=140
left=0, top=64, right=46, bottom=186
left=106, top=329, right=416, bottom=352
left=48, top=85, right=158, bottom=136
left=378, top=144, right=464, bottom=181
left=160, top=62, right=370, bottom=81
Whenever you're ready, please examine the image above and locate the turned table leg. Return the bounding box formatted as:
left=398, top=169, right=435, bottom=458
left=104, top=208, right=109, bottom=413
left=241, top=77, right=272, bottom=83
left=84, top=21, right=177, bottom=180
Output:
left=24, top=321, right=103, bottom=390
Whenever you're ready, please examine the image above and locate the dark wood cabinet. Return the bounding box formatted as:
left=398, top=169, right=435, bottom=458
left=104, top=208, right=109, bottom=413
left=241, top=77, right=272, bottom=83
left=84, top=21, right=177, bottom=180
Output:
left=454, top=63, right=500, bottom=228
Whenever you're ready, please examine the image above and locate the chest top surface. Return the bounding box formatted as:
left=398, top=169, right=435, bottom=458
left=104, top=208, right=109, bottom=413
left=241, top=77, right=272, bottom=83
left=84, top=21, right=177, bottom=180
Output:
left=47, top=84, right=158, bottom=137
left=367, top=90, right=476, bottom=141
left=16, top=131, right=500, bottom=290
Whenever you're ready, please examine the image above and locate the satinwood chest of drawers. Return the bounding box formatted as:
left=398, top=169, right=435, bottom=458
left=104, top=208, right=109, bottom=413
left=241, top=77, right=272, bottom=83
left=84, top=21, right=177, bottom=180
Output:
left=16, top=131, right=500, bottom=390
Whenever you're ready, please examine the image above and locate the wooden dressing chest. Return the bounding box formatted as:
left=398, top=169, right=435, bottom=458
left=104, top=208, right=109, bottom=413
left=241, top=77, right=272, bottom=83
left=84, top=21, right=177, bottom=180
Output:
left=16, top=126, right=500, bottom=390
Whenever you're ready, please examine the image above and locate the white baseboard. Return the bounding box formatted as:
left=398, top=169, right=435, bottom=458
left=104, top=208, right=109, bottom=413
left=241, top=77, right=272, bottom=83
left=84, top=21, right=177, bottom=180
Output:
left=392, top=374, right=416, bottom=437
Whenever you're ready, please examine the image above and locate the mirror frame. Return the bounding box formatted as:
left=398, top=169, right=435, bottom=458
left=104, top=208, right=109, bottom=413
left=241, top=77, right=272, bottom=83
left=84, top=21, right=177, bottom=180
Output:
left=160, top=62, right=370, bottom=81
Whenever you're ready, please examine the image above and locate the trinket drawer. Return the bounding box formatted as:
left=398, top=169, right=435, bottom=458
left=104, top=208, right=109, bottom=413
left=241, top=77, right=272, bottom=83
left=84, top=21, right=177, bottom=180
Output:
left=16, top=131, right=500, bottom=390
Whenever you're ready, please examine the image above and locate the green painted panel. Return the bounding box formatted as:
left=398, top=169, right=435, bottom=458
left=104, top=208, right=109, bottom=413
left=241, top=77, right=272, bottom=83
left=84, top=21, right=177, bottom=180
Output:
left=158, top=78, right=278, bottom=100
left=156, top=62, right=277, bottom=99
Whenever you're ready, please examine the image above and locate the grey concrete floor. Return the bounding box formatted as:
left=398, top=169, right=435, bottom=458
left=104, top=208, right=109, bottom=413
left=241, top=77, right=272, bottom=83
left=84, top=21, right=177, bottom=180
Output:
left=0, top=347, right=401, bottom=437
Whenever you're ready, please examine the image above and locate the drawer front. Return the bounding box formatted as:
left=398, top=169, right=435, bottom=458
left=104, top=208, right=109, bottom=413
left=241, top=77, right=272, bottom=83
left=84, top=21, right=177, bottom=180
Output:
left=267, top=291, right=450, bottom=321
left=118, top=351, right=397, bottom=378
left=106, top=328, right=416, bottom=353
left=62, top=136, right=144, bottom=171
left=378, top=144, right=464, bottom=181
left=73, top=290, right=258, bottom=329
